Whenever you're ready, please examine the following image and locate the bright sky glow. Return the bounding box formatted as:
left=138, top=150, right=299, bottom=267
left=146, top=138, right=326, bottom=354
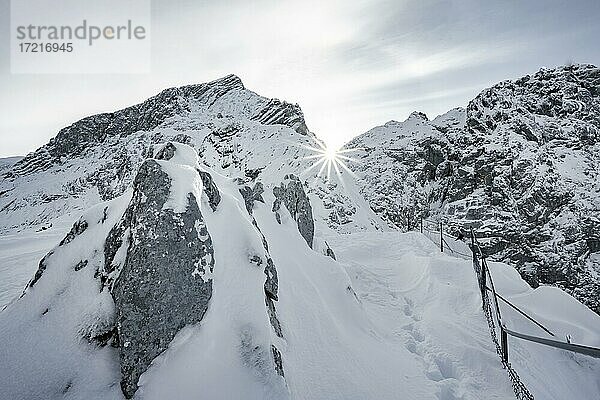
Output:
left=0, top=0, right=599, bottom=157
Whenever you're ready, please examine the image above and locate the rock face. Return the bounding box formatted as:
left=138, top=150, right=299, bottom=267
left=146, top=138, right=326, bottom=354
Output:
left=251, top=99, right=309, bottom=136
left=273, top=174, right=314, bottom=248
left=0, top=74, right=313, bottom=234
left=451, top=64, right=600, bottom=313
left=239, top=182, right=265, bottom=214
left=106, top=158, right=215, bottom=398
left=10, top=75, right=244, bottom=176
left=348, top=64, right=600, bottom=313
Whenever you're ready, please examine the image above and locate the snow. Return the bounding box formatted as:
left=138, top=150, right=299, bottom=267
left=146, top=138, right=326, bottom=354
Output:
left=158, top=161, right=203, bottom=213
left=0, top=193, right=132, bottom=400
left=0, top=156, right=23, bottom=173
left=1, top=70, right=599, bottom=399
left=487, top=261, right=600, bottom=399
left=1, top=153, right=599, bottom=399
left=0, top=227, right=65, bottom=310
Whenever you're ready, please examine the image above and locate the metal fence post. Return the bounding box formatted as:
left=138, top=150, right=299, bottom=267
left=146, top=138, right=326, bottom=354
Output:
left=440, top=222, right=444, bottom=252
left=420, top=217, right=423, bottom=233
left=481, top=259, right=487, bottom=304
left=501, top=326, right=509, bottom=364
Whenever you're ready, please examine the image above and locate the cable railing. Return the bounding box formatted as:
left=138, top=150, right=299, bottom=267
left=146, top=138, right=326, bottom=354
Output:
left=419, top=217, right=471, bottom=258
left=417, top=217, right=600, bottom=400
left=469, top=229, right=600, bottom=360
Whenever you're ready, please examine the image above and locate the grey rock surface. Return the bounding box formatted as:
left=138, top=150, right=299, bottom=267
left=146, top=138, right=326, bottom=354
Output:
left=109, top=159, right=215, bottom=398
left=239, top=182, right=265, bottom=214
left=198, top=170, right=221, bottom=211
left=251, top=99, right=309, bottom=136
left=348, top=64, right=600, bottom=313
left=273, top=174, right=314, bottom=248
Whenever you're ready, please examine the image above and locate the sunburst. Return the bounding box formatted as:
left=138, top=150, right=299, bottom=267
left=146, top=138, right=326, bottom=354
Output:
left=292, top=137, right=361, bottom=183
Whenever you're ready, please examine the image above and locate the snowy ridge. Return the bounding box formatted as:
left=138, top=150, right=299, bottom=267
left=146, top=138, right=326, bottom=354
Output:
left=0, top=74, right=377, bottom=236
left=0, top=143, right=515, bottom=399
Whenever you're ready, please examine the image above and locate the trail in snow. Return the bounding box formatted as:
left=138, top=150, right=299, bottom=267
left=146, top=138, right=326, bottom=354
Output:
left=327, top=231, right=514, bottom=400
left=327, top=231, right=600, bottom=400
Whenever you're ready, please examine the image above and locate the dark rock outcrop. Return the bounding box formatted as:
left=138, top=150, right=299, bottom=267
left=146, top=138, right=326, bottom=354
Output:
left=273, top=174, right=314, bottom=248
left=108, top=159, right=215, bottom=398
left=198, top=170, right=221, bottom=211
left=239, top=182, right=265, bottom=214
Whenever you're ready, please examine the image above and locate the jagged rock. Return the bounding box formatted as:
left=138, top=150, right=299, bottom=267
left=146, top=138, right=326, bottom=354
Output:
left=251, top=99, right=309, bottom=135
left=245, top=167, right=264, bottom=180
left=153, top=142, right=177, bottom=160
left=59, top=218, right=89, bottom=247
left=74, top=259, right=88, bottom=271
left=109, top=159, right=215, bottom=398
left=324, top=241, right=336, bottom=260
left=249, top=218, right=283, bottom=339
left=273, top=174, right=314, bottom=248
left=348, top=64, right=600, bottom=314
left=171, top=133, right=193, bottom=145
left=198, top=170, right=221, bottom=211
left=271, top=345, right=284, bottom=377
left=239, top=182, right=265, bottom=214
left=25, top=251, right=53, bottom=290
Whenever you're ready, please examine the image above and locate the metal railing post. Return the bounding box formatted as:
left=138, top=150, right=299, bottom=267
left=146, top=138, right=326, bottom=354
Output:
left=501, top=326, right=509, bottom=364
left=440, top=222, right=444, bottom=252
left=480, top=259, right=487, bottom=305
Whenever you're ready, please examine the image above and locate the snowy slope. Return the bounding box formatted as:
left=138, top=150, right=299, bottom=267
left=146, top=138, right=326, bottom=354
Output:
left=0, top=156, right=23, bottom=173
left=0, top=143, right=517, bottom=399
left=1, top=71, right=599, bottom=400
left=330, top=231, right=600, bottom=400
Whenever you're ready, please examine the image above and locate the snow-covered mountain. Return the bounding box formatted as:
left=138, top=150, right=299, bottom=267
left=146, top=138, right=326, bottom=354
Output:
left=0, top=74, right=377, bottom=238
left=347, top=64, right=600, bottom=315
left=1, top=69, right=599, bottom=400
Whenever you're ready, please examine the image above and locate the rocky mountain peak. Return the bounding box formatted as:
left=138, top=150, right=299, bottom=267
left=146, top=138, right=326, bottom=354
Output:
left=348, top=63, right=600, bottom=314
left=5, top=73, right=307, bottom=178
left=407, top=111, right=429, bottom=121
left=466, top=63, right=600, bottom=145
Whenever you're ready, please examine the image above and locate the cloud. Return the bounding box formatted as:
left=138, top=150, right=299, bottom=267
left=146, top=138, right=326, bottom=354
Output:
left=0, top=0, right=599, bottom=156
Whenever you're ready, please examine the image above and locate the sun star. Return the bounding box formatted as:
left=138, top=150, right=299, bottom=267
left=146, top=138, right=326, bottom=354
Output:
left=291, top=137, right=361, bottom=183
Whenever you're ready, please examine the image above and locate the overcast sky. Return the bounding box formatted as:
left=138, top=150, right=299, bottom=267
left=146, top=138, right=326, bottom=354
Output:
left=1, top=0, right=600, bottom=157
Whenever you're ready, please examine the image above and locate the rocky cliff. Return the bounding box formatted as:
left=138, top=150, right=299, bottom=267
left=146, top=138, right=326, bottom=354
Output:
left=347, top=64, right=600, bottom=313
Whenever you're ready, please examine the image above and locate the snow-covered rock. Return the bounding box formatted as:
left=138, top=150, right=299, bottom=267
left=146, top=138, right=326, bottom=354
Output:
left=272, top=174, right=314, bottom=248
left=347, top=64, right=600, bottom=314
left=0, top=156, right=23, bottom=174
